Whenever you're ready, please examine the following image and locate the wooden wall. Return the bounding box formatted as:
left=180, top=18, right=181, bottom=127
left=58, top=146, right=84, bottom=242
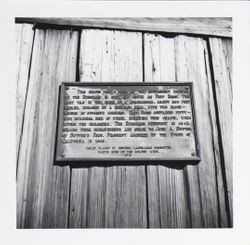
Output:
left=16, top=18, right=232, bottom=228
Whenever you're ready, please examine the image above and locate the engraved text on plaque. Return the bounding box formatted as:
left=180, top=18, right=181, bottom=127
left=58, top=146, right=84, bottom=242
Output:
left=55, top=83, right=200, bottom=162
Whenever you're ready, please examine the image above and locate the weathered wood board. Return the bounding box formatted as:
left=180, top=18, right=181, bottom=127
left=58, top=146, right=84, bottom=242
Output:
left=69, top=30, right=147, bottom=228
left=176, top=35, right=230, bottom=227
left=144, top=33, right=229, bottom=227
left=16, top=22, right=232, bottom=228
left=144, top=35, right=189, bottom=227
left=16, top=28, right=79, bottom=228
left=16, top=17, right=232, bottom=37
left=16, top=24, right=34, bottom=156
left=209, top=37, right=233, bottom=224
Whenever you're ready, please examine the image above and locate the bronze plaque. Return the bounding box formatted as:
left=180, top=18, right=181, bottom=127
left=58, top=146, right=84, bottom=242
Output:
left=55, top=82, right=200, bottom=163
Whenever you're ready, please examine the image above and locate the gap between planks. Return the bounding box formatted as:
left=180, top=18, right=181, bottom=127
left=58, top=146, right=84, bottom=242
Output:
left=207, top=37, right=233, bottom=226
left=16, top=24, right=35, bottom=177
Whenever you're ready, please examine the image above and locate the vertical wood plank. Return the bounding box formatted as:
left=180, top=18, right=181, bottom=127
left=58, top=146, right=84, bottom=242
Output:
left=16, top=24, right=34, bottom=154
left=209, top=37, right=233, bottom=224
left=69, top=29, right=147, bottom=228
left=16, top=29, right=78, bottom=228
left=144, top=33, right=229, bottom=227
left=144, top=34, right=189, bottom=228
left=175, top=35, right=228, bottom=227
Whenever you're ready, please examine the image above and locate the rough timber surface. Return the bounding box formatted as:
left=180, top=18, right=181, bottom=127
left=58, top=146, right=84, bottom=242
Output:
left=144, top=35, right=189, bottom=228
left=69, top=29, right=147, bottom=228
left=209, top=37, right=233, bottom=223
left=144, top=33, right=229, bottom=227
left=16, top=17, right=232, bottom=38
left=16, top=23, right=232, bottom=229
left=16, top=24, right=34, bottom=155
left=16, top=28, right=78, bottom=228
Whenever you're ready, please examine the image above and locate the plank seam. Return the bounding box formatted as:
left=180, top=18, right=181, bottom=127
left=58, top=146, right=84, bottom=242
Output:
left=156, top=167, right=162, bottom=228
left=76, top=30, right=81, bottom=82
left=67, top=167, right=72, bottom=228
left=142, top=32, right=145, bottom=83
left=68, top=29, right=81, bottom=228
left=195, top=166, right=205, bottom=227
left=85, top=167, right=91, bottom=228
left=206, top=38, right=232, bottom=227
left=144, top=165, right=150, bottom=228
left=103, top=167, right=107, bottom=228
left=16, top=26, right=36, bottom=179
left=183, top=167, right=193, bottom=227
left=142, top=33, right=150, bottom=228
left=203, top=48, right=221, bottom=227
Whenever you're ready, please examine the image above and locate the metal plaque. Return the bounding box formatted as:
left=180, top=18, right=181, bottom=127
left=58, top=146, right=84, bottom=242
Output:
left=55, top=82, right=200, bottom=163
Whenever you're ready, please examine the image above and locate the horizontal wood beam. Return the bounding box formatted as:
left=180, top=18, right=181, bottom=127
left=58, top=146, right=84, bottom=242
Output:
left=15, top=17, right=232, bottom=38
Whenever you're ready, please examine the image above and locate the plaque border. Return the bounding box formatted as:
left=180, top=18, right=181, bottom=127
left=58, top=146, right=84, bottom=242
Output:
left=55, top=82, right=200, bottom=164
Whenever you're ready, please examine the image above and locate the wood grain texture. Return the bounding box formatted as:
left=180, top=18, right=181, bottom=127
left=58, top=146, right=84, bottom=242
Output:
left=16, top=24, right=34, bottom=155
left=144, top=34, right=189, bottom=228
left=16, top=22, right=232, bottom=228
left=16, top=17, right=232, bottom=38
left=16, top=29, right=78, bottom=228
left=209, top=37, right=233, bottom=223
left=144, top=33, right=229, bottom=227
left=175, top=35, right=228, bottom=227
left=69, top=29, right=147, bottom=228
